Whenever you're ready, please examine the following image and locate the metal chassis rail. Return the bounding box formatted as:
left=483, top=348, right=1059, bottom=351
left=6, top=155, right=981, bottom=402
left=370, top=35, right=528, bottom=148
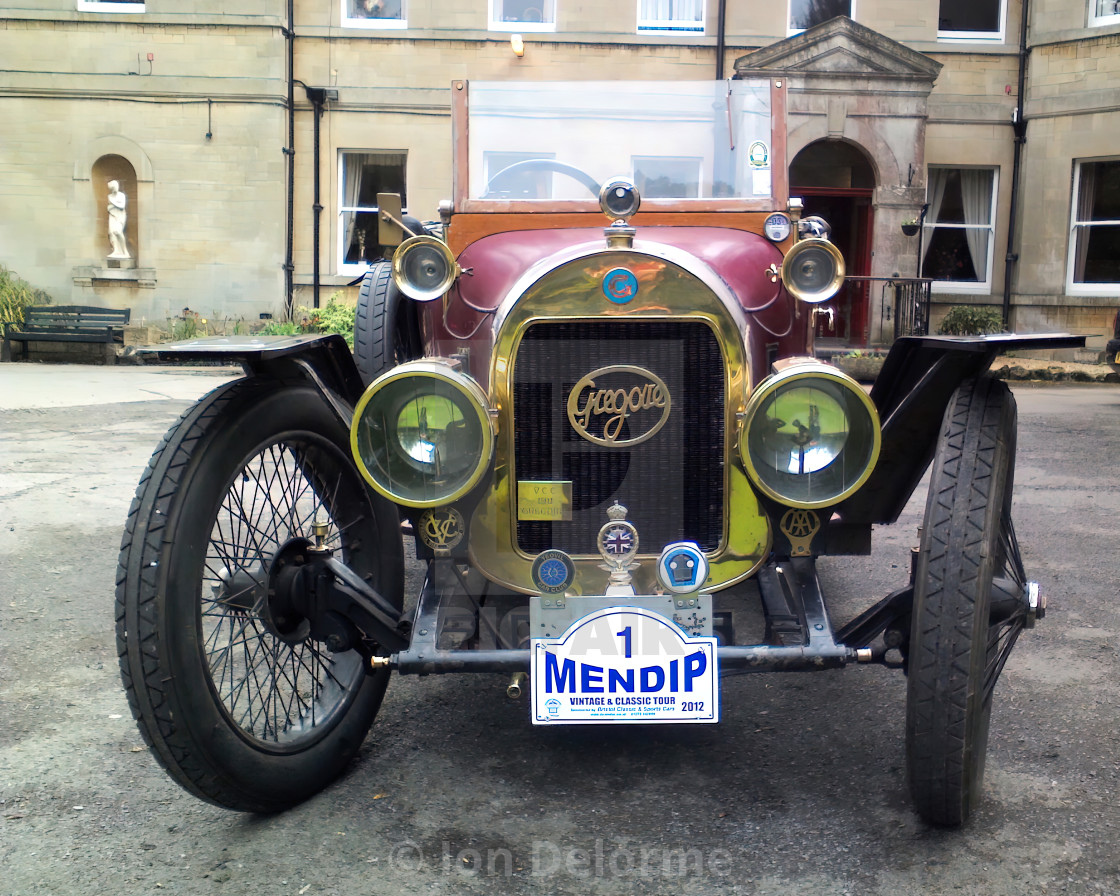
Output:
left=392, top=557, right=861, bottom=676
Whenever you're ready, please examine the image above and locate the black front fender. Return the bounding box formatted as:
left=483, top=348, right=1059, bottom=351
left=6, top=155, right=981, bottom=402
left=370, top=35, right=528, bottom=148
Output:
left=136, top=334, right=366, bottom=429
left=837, top=333, right=1085, bottom=525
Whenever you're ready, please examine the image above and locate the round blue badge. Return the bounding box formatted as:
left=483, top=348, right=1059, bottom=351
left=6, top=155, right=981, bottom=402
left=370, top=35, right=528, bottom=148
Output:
left=531, top=549, right=575, bottom=595
left=603, top=268, right=639, bottom=304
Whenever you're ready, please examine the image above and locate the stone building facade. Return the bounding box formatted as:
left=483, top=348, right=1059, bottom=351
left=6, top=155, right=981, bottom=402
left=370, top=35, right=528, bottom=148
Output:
left=1, top=0, right=1117, bottom=350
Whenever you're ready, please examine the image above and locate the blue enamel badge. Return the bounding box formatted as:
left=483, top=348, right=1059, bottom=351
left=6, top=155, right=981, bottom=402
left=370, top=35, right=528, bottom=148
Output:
left=603, top=268, right=638, bottom=304
left=656, top=542, right=709, bottom=594
left=531, top=549, right=575, bottom=595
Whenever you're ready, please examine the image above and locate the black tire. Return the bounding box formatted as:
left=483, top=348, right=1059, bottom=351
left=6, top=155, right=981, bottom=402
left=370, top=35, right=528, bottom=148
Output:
left=906, top=376, right=1028, bottom=826
left=116, top=378, right=404, bottom=812
left=354, top=260, right=421, bottom=385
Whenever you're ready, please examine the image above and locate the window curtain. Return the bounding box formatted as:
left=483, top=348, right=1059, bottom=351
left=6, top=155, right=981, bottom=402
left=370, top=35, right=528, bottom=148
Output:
left=960, top=168, right=993, bottom=281
left=1074, top=163, right=1096, bottom=282
left=342, top=152, right=375, bottom=258
left=922, top=167, right=951, bottom=273
left=640, top=0, right=701, bottom=23
left=926, top=167, right=950, bottom=228
left=341, top=151, right=406, bottom=261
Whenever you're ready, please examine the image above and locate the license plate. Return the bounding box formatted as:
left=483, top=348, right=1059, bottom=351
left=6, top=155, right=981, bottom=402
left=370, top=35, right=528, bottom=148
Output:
left=1115, top=350, right=1120, bottom=365
left=531, top=606, right=719, bottom=724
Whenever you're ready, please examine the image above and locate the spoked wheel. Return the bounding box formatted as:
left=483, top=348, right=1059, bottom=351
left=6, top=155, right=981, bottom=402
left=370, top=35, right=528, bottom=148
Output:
left=906, top=376, right=1034, bottom=827
left=116, top=378, right=404, bottom=812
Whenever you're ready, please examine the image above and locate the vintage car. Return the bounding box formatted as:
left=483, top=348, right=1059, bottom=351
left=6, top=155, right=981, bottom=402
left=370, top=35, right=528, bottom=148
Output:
left=116, top=79, right=1083, bottom=827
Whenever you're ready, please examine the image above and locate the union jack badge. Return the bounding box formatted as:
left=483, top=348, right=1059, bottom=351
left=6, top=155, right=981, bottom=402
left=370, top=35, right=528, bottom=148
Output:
left=597, top=502, right=640, bottom=594
left=602, top=526, right=634, bottom=556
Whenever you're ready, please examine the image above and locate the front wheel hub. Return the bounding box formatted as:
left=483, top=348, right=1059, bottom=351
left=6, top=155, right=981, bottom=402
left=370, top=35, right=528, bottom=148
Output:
left=261, top=537, right=317, bottom=645
left=990, top=577, right=1045, bottom=629
left=211, top=565, right=267, bottom=612
left=1026, top=582, right=1045, bottom=627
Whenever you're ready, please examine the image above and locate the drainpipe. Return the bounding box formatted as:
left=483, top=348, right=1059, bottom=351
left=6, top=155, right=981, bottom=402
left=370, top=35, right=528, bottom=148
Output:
left=915, top=203, right=930, bottom=278
left=1002, top=0, right=1030, bottom=328
left=715, top=0, right=727, bottom=80
left=283, top=0, right=295, bottom=319
left=303, top=87, right=326, bottom=309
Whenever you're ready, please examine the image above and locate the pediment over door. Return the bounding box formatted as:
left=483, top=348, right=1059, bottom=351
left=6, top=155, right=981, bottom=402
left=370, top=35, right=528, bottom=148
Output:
left=734, top=16, right=942, bottom=83
left=735, top=17, right=941, bottom=288
left=733, top=15, right=942, bottom=191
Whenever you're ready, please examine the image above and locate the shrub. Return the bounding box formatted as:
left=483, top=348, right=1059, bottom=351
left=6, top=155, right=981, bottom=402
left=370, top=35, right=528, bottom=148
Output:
left=259, top=319, right=302, bottom=337
left=309, top=295, right=357, bottom=347
left=262, top=294, right=356, bottom=347
left=937, top=305, right=1004, bottom=336
left=171, top=316, right=202, bottom=341
left=0, top=265, right=52, bottom=327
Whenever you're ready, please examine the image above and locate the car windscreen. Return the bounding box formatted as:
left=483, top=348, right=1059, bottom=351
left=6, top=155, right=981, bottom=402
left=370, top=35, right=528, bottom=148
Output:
left=466, top=80, right=776, bottom=204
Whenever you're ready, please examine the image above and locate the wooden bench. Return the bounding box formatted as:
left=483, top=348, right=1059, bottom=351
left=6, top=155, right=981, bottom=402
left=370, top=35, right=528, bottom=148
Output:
left=2, top=305, right=131, bottom=363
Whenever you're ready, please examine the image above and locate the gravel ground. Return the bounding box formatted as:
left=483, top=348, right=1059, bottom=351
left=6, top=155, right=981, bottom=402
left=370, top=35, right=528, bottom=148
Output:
left=1, top=365, right=1118, bottom=896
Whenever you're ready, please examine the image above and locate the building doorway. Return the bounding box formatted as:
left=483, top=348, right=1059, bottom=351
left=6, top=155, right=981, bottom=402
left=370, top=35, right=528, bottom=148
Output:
left=790, top=140, right=875, bottom=347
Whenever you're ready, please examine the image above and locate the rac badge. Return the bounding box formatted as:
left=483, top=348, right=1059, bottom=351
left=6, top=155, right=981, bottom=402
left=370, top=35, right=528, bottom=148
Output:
left=566, top=365, right=671, bottom=447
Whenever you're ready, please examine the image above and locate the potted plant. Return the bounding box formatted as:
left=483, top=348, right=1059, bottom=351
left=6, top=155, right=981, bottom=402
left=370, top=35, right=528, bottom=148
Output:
left=901, top=218, right=920, bottom=236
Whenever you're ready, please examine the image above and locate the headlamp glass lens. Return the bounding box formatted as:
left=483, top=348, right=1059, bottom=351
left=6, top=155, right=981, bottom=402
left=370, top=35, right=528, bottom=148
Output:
left=352, top=369, right=492, bottom=507
left=403, top=244, right=449, bottom=292
left=741, top=370, right=880, bottom=508
left=791, top=245, right=836, bottom=294
left=761, top=385, right=848, bottom=475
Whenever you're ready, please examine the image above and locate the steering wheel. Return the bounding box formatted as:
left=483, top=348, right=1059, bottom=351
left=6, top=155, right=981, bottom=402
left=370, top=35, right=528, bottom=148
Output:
left=483, top=159, right=601, bottom=198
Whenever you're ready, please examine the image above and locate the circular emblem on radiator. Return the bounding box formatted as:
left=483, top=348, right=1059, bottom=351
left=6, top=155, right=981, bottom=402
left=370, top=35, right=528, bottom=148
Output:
left=418, top=507, right=466, bottom=554
left=531, top=549, right=575, bottom=595
left=566, top=365, right=672, bottom=447
left=602, top=268, right=639, bottom=304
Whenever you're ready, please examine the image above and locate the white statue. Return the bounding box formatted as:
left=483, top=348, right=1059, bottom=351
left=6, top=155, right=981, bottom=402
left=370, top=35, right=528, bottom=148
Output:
left=107, top=180, right=130, bottom=259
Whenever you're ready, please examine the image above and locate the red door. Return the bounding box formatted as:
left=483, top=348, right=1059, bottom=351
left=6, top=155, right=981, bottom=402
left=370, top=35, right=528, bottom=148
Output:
left=796, top=190, right=874, bottom=347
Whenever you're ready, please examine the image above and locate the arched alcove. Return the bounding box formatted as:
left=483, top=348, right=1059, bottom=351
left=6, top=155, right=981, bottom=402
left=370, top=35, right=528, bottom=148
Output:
left=92, top=154, right=139, bottom=263
left=790, top=139, right=876, bottom=191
